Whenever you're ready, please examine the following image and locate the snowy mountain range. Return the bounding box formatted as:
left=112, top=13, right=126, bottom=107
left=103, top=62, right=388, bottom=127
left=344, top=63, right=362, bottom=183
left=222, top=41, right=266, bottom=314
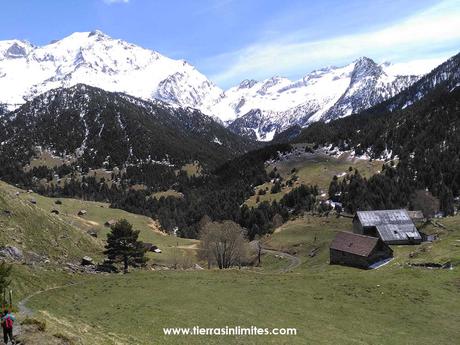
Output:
left=0, top=30, right=225, bottom=115
left=225, top=58, right=420, bottom=140
left=0, top=31, right=445, bottom=140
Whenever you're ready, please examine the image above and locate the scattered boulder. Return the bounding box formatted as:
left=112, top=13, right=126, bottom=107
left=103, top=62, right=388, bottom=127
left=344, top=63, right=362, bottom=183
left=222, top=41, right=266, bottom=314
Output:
left=55, top=200, right=62, bottom=205
left=0, top=246, right=24, bottom=261
left=24, top=251, right=48, bottom=265
left=50, top=209, right=60, bottom=215
left=81, top=256, right=94, bottom=266
left=87, top=229, right=98, bottom=238
left=77, top=210, right=87, bottom=216
left=194, top=264, right=204, bottom=270
left=2, top=210, right=12, bottom=216
left=29, top=198, right=37, bottom=204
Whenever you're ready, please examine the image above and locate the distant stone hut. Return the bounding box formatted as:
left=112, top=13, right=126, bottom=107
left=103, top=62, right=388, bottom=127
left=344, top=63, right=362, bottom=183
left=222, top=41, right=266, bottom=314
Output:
left=353, top=209, right=422, bottom=245
left=330, top=231, right=393, bottom=269
left=77, top=210, right=87, bottom=216
left=104, top=219, right=116, bottom=227
left=142, top=242, right=161, bottom=253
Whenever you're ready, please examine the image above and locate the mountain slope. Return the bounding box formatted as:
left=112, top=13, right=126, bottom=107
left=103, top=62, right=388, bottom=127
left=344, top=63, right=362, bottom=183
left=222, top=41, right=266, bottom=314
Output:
left=0, top=84, right=253, bottom=170
left=364, top=52, right=460, bottom=114
left=0, top=31, right=229, bottom=117
left=276, top=52, right=460, bottom=144
left=293, top=52, right=460, bottom=145
left=0, top=181, right=101, bottom=262
left=219, top=57, right=423, bottom=140
left=320, top=57, right=417, bottom=122
left=290, top=55, right=460, bottom=205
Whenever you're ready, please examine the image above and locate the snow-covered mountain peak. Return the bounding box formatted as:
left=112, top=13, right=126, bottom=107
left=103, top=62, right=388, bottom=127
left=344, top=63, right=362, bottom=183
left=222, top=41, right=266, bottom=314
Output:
left=0, top=31, right=226, bottom=114
left=351, top=56, right=384, bottom=82
left=88, top=29, right=110, bottom=38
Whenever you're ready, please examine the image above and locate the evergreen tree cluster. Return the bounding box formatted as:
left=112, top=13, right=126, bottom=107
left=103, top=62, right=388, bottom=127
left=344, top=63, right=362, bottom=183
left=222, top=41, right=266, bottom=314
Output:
left=329, top=165, right=455, bottom=216
left=300, top=87, right=460, bottom=215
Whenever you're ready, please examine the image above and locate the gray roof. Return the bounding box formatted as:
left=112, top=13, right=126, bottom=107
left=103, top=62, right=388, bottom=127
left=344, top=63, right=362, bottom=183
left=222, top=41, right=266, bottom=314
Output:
left=355, top=209, right=421, bottom=243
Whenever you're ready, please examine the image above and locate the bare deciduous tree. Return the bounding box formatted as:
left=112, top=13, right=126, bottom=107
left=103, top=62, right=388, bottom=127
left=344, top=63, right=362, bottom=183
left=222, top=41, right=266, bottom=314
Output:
left=199, top=221, right=248, bottom=269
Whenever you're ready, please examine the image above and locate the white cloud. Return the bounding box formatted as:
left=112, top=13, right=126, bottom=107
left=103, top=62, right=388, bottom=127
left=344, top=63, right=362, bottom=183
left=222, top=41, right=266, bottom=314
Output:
left=207, top=0, right=460, bottom=87
left=103, top=0, right=130, bottom=4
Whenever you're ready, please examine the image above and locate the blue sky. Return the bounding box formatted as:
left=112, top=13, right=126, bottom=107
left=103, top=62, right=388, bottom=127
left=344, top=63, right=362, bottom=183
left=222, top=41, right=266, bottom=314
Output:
left=1, top=0, right=459, bottom=88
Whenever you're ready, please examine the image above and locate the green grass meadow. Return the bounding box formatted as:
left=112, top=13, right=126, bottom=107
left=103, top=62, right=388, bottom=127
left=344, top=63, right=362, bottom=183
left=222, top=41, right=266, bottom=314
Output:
left=20, top=214, right=460, bottom=345
left=245, top=148, right=384, bottom=207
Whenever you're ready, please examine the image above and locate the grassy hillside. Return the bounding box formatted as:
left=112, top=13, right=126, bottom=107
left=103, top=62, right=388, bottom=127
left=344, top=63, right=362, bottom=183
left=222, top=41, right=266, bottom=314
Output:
left=0, top=181, right=101, bottom=262
left=20, top=213, right=460, bottom=345
left=246, top=145, right=384, bottom=207
left=0, top=181, right=198, bottom=267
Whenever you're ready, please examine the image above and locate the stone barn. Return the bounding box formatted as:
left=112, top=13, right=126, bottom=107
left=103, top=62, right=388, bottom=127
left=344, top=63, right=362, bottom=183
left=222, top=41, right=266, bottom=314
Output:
left=353, top=209, right=422, bottom=245
left=330, top=231, right=393, bottom=269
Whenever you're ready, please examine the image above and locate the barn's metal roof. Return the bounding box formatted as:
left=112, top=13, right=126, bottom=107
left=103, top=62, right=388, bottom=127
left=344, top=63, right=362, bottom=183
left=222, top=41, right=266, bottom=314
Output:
left=356, top=209, right=411, bottom=226
left=355, top=209, right=421, bottom=242
left=330, top=231, right=379, bottom=257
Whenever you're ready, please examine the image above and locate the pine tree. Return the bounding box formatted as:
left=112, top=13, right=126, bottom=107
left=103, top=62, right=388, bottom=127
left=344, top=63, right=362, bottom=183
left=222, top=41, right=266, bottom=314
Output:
left=104, top=219, right=147, bottom=272
left=328, top=175, right=339, bottom=200
left=439, top=184, right=455, bottom=216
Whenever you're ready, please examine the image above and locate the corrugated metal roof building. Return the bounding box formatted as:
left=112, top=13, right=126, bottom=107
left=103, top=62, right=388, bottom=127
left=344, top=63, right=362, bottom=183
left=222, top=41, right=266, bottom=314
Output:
left=353, top=209, right=422, bottom=245
left=330, top=231, right=393, bottom=269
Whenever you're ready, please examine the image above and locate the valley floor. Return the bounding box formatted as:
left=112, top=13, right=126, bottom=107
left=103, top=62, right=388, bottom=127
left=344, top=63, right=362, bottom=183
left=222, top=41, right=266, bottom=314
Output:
left=2, top=150, right=459, bottom=344
left=13, top=214, right=460, bottom=345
